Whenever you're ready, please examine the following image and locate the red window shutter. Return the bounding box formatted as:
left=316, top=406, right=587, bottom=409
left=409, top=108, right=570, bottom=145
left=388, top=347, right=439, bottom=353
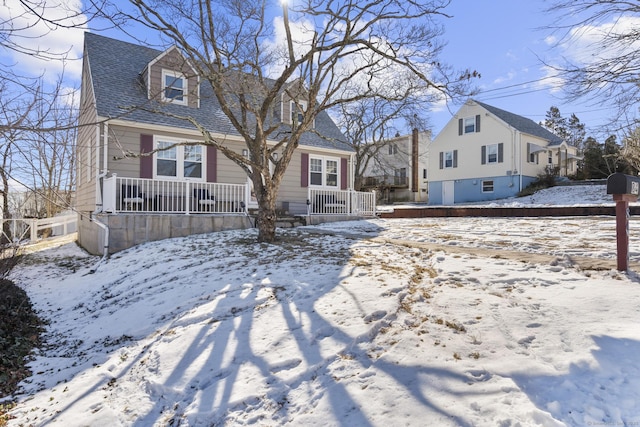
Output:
left=140, top=134, right=153, bottom=178
left=340, top=158, right=348, bottom=190
left=206, top=145, right=217, bottom=182
left=301, top=152, right=309, bottom=187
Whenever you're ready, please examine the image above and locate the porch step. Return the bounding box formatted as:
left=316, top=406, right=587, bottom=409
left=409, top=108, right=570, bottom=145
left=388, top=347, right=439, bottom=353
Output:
left=276, top=216, right=308, bottom=228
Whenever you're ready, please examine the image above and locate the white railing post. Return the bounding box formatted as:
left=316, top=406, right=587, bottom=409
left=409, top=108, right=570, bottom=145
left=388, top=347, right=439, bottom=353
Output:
left=103, top=174, right=117, bottom=213
left=30, top=219, right=37, bottom=242
left=185, top=182, right=191, bottom=215
left=244, top=182, right=249, bottom=213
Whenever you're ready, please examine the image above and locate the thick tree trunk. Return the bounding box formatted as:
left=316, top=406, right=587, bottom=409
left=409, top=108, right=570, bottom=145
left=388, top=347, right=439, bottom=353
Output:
left=256, top=194, right=277, bottom=243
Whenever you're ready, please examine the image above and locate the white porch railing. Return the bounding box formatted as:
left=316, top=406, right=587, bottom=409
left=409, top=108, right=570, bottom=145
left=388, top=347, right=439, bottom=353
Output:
left=103, top=175, right=248, bottom=214
left=307, top=188, right=376, bottom=216
left=102, top=175, right=375, bottom=217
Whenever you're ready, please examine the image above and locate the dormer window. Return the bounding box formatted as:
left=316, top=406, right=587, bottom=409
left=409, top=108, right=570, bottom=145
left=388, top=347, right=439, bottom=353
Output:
left=291, top=100, right=307, bottom=125
left=162, top=70, right=187, bottom=105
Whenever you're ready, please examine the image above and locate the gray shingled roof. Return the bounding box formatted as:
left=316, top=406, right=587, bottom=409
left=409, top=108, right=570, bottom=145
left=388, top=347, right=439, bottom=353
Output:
left=84, top=32, right=352, bottom=152
left=474, top=100, right=564, bottom=146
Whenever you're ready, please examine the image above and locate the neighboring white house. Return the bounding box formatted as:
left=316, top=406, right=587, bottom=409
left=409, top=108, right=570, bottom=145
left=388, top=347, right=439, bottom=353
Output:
left=363, top=129, right=431, bottom=203
left=428, top=99, right=580, bottom=205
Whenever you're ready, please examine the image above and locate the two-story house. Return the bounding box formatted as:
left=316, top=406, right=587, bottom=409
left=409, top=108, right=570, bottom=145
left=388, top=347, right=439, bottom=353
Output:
left=76, top=33, right=374, bottom=255
left=362, top=130, right=431, bottom=203
left=428, top=99, right=580, bottom=205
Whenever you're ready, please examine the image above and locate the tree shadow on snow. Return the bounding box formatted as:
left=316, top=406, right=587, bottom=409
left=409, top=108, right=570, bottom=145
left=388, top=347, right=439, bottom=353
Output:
left=512, top=335, right=640, bottom=425
left=130, top=226, right=483, bottom=425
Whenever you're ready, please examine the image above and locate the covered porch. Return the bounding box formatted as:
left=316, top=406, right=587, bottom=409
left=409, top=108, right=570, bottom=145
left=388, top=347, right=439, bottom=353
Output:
left=101, top=175, right=376, bottom=217
left=80, top=176, right=377, bottom=255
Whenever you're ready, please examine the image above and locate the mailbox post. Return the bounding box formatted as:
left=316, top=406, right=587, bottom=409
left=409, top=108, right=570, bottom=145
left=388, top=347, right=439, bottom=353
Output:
left=606, top=173, right=640, bottom=271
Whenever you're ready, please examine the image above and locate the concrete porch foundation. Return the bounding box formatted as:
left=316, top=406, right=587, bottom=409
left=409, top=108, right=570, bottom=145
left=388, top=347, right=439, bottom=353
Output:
left=77, top=213, right=364, bottom=255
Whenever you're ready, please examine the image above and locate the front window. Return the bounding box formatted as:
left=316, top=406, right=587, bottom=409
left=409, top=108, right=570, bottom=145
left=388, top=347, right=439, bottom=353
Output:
left=444, top=151, right=454, bottom=168
left=162, top=70, right=187, bottom=105
left=156, top=138, right=203, bottom=180
left=388, top=144, right=398, bottom=155
left=326, top=160, right=338, bottom=187
left=482, top=180, right=494, bottom=193
left=310, top=158, right=323, bottom=185
left=464, top=117, right=476, bottom=133
left=486, top=144, right=498, bottom=164
left=309, top=156, right=339, bottom=187
left=157, top=141, right=177, bottom=177
left=183, top=145, right=202, bottom=178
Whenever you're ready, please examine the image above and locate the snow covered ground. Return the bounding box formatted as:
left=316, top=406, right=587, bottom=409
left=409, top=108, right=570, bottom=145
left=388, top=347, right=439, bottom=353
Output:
left=5, top=185, right=640, bottom=426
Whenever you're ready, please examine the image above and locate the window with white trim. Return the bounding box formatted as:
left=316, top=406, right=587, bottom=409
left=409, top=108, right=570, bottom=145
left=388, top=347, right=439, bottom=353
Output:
left=155, top=138, right=203, bottom=180
left=162, top=70, right=187, bottom=105
left=388, top=144, right=398, bottom=155
left=482, top=180, right=494, bottom=193
left=444, top=150, right=454, bottom=168
left=309, top=155, right=339, bottom=187
left=464, top=117, right=476, bottom=133
left=548, top=151, right=553, bottom=164
left=486, top=144, right=498, bottom=163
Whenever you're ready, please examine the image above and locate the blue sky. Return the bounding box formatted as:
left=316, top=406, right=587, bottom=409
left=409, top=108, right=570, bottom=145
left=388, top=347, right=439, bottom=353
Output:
left=1, top=0, right=629, bottom=142
left=429, top=1, right=615, bottom=139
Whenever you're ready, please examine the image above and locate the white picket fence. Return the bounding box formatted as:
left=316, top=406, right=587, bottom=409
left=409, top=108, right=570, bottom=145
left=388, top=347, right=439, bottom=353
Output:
left=0, top=214, right=77, bottom=244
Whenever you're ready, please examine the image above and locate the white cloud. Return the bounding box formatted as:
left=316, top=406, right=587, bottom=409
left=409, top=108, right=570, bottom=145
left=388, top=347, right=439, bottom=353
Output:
left=493, top=70, right=517, bottom=85
left=0, top=0, right=87, bottom=81
left=262, top=15, right=317, bottom=80
left=562, top=15, right=640, bottom=65
left=536, top=65, right=565, bottom=94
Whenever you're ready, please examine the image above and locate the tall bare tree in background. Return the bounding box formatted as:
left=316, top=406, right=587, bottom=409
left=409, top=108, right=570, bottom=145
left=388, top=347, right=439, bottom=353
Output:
left=546, top=1, right=640, bottom=131
left=104, top=0, right=475, bottom=242
left=0, top=0, right=100, bottom=221
left=17, top=80, right=77, bottom=219
left=337, top=96, right=431, bottom=192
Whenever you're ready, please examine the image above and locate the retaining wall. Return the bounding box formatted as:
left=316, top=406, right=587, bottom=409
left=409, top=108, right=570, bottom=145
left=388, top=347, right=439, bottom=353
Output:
left=379, top=205, right=640, bottom=219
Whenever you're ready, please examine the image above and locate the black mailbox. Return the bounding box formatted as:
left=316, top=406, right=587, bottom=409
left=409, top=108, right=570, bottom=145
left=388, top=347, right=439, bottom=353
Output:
left=607, top=173, right=640, bottom=196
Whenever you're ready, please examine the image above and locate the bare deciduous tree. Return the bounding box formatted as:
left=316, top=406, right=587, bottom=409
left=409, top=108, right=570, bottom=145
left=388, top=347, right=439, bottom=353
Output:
left=0, top=1, right=89, bottom=223
left=107, top=0, right=475, bottom=242
left=336, top=96, right=430, bottom=192
left=621, top=126, right=640, bottom=173
left=546, top=1, right=640, bottom=130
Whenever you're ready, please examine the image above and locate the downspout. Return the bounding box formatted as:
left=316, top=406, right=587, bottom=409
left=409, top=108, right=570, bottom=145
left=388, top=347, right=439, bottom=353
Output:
left=516, top=129, right=522, bottom=192
left=89, top=121, right=110, bottom=273
left=350, top=153, right=355, bottom=190
left=511, top=128, right=516, bottom=188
